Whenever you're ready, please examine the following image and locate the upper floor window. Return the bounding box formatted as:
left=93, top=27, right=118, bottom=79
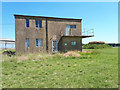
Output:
left=26, top=38, right=29, bottom=47
left=66, top=25, right=70, bottom=36
left=36, top=39, right=43, bottom=47
left=66, top=25, right=76, bottom=36
left=70, top=25, right=76, bottom=29
left=71, top=41, right=76, bottom=45
left=35, top=20, right=42, bottom=28
left=26, top=19, right=29, bottom=27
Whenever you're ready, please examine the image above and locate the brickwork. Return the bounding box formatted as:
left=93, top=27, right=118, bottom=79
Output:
left=14, top=15, right=82, bottom=53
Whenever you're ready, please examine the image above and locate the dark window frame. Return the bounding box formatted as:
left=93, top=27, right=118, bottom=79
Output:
left=36, top=38, right=43, bottom=47
left=26, top=19, right=29, bottom=27
left=35, top=20, right=38, bottom=28
left=70, top=25, right=76, bottom=29
left=35, top=20, right=42, bottom=28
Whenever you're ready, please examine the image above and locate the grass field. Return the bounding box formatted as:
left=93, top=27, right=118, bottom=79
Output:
left=2, top=48, right=118, bottom=88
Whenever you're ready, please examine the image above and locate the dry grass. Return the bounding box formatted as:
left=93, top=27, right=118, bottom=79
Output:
left=2, top=48, right=118, bottom=88
left=82, top=51, right=92, bottom=53
left=16, top=53, right=55, bottom=62
left=2, top=50, right=93, bottom=62
left=63, top=51, right=81, bottom=58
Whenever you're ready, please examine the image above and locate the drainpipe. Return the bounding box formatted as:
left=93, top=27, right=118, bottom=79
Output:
left=46, top=18, right=48, bottom=52
left=80, top=19, right=82, bottom=36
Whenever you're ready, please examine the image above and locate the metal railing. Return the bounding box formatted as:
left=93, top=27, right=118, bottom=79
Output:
left=82, top=28, right=94, bottom=36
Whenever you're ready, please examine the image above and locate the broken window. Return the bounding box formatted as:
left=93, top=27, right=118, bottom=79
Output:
left=66, top=25, right=70, bottom=36
left=26, top=19, right=29, bottom=27
left=36, top=39, right=43, bottom=47
left=26, top=38, right=29, bottom=47
left=35, top=20, right=42, bottom=28
left=66, top=25, right=76, bottom=36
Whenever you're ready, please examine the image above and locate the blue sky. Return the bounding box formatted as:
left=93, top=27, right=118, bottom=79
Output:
left=2, top=2, right=118, bottom=43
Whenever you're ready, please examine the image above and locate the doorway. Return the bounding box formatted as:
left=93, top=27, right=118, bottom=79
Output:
left=52, top=40, right=58, bottom=53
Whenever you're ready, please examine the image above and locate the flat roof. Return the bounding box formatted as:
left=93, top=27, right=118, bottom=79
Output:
left=62, top=35, right=94, bottom=38
left=0, top=38, right=15, bottom=42
left=14, top=14, right=82, bottom=21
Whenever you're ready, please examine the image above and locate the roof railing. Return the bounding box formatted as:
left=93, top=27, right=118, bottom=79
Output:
left=82, top=28, right=94, bottom=36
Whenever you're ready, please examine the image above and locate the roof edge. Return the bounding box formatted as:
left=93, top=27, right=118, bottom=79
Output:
left=14, top=14, right=82, bottom=21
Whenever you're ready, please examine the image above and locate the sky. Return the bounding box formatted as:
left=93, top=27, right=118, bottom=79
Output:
left=1, top=2, right=118, bottom=44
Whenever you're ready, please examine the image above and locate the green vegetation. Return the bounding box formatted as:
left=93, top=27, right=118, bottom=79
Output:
left=1, top=49, right=15, bottom=53
left=2, top=49, right=15, bottom=57
left=2, top=48, right=118, bottom=88
left=82, top=44, right=111, bottom=49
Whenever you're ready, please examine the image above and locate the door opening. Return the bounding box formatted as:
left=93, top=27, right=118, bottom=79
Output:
left=52, top=40, right=58, bottom=53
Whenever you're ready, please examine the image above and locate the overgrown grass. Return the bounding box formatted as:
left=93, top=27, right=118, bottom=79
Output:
left=2, top=48, right=118, bottom=88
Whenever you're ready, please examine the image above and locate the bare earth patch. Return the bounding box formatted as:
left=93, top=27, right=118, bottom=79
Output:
left=17, top=55, right=29, bottom=62
left=63, top=51, right=81, bottom=58
left=82, top=51, right=92, bottom=53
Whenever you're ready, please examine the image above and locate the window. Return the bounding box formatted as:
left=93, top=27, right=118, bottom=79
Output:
left=71, top=41, right=76, bottom=45
left=26, top=38, right=29, bottom=47
left=36, top=20, right=38, bottom=27
left=53, top=35, right=56, bottom=39
left=66, top=25, right=70, bottom=36
left=70, top=25, right=76, bottom=29
left=65, top=43, right=67, bottom=46
left=26, top=19, right=29, bottom=27
left=36, top=39, right=43, bottom=47
left=66, top=25, right=76, bottom=36
left=35, top=20, right=42, bottom=28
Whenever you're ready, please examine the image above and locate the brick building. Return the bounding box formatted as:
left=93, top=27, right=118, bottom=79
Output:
left=14, top=14, right=93, bottom=53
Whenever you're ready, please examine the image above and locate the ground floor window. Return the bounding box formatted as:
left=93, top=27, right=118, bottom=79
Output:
left=65, top=43, right=67, bottom=46
left=36, top=39, right=43, bottom=47
left=71, top=41, right=76, bottom=45
left=26, top=38, right=29, bottom=47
